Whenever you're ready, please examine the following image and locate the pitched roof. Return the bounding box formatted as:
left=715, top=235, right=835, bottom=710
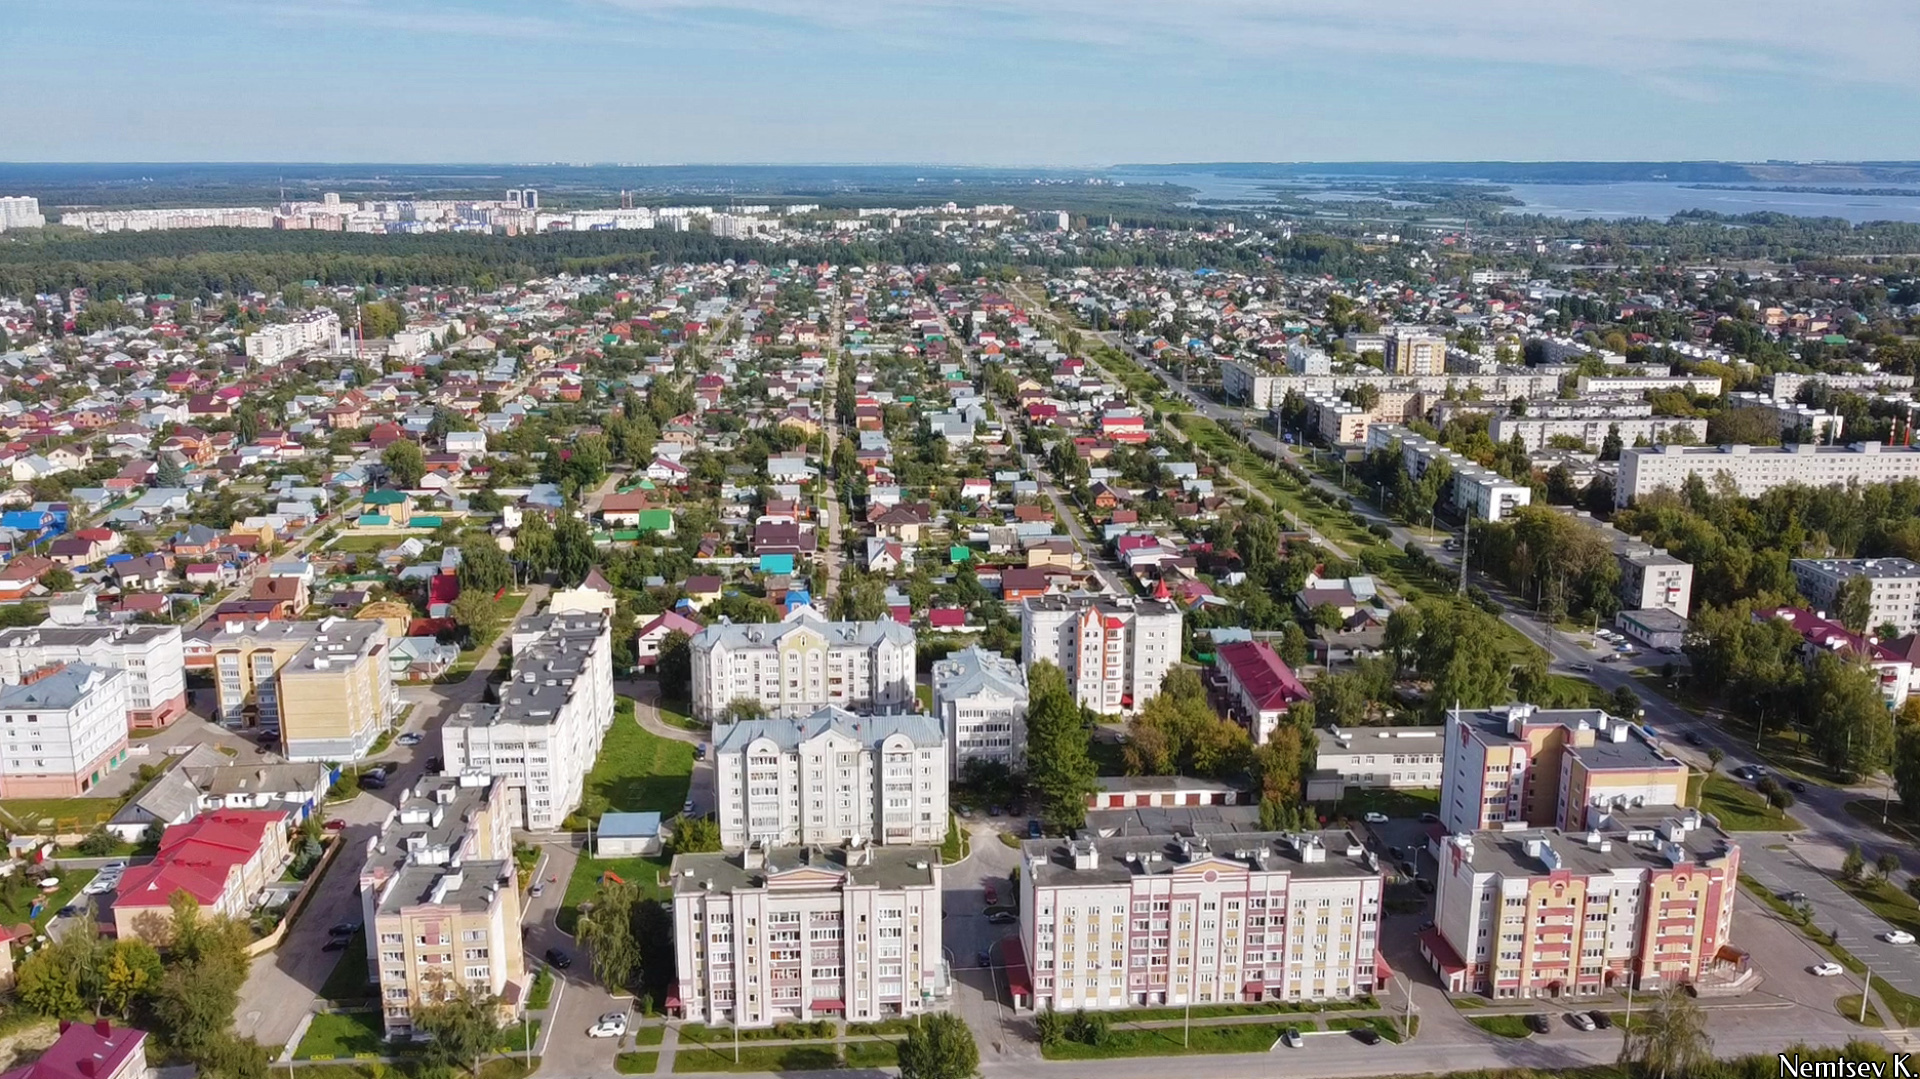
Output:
left=1216, top=640, right=1310, bottom=712
left=0, top=1021, right=146, bottom=1079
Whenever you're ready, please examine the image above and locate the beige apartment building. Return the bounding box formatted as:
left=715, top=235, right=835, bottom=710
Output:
left=358, top=774, right=525, bottom=1034
left=186, top=616, right=395, bottom=761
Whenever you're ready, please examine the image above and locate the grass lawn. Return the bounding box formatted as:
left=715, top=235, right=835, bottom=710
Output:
left=677, top=1021, right=836, bottom=1045
left=843, top=1040, right=900, bottom=1068
left=1111, top=997, right=1375, bottom=1023
left=527, top=967, right=554, bottom=1010
left=497, top=1019, right=542, bottom=1053
left=326, top=535, right=402, bottom=554
left=1333, top=787, right=1439, bottom=821
left=438, top=590, right=529, bottom=680
left=0, top=869, right=97, bottom=929
left=1837, top=994, right=1884, bottom=1027
left=1470, top=1014, right=1535, bottom=1038
left=1844, top=800, right=1920, bottom=848
left=670, top=1044, right=841, bottom=1073
left=654, top=696, right=704, bottom=732
left=0, top=798, right=118, bottom=832
left=941, top=813, right=968, bottom=865
left=318, top=930, right=372, bottom=1000
left=631, top=1026, right=667, bottom=1046
left=559, top=854, right=670, bottom=934
left=295, top=1011, right=387, bottom=1059
left=1041, top=1019, right=1304, bottom=1060
left=558, top=701, right=693, bottom=932
left=616, top=1052, right=659, bottom=1074
left=1697, top=773, right=1801, bottom=831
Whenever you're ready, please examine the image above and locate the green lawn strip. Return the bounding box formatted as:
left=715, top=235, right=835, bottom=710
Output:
left=615, top=1051, right=659, bottom=1074
left=1738, top=874, right=1920, bottom=1026
left=318, top=930, right=372, bottom=1000
left=1471, top=1014, right=1534, bottom=1038
left=1697, top=773, right=1800, bottom=831
left=1325, top=1015, right=1414, bottom=1043
left=1598, top=1013, right=1643, bottom=1031
left=1450, top=997, right=1488, bottom=1009
left=1333, top=788, right=1439, bottom=821
left=526, top=967, right=554, bottom=1010
left=669, top=1044, right=841, bottom=1073
left=1108, top=997, right=1376, bottom=1024
left=1041, top=1019, right=1304, bottom=1060
left=497, top=1019, right=542, bottom=1053
left=1836, top=876, right=1920, bottom=939
left=654, top=697, right=704, bottom=732
left=630, top=1025, right=667, bottom=1046
left=295, top=1011, right=387, bottom=1059
left=941, top=813, right=967, bottom=864
left=843, top=1040, right=900, bottom=1068
left=0, top=798, right=118, bottom=832
left=845, top=1018, right=918, bottom=1036
left=1836, top=994, right=1885, bottom=1027
left=578, top=698, right=695, bottom=824
left=0, top=869, right=98, bottom=929
left=326, top=534, right=406, bottom=554
left=676, top=1020, right=836, bottom=1045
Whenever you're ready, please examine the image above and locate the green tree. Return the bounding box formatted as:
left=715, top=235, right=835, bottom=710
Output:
left=40, top=565, right=75, bottom=593
left=1835, top=575, right=1875, bottom=634
left=578, top=879, right=641, bottom=995
left=151, top=892, right=254, bottom=1063
left=669, top=815, right=721, bottom=855
left=655, top=629, right=693, bottom=699
left=515, top=513, right=555, bottom=578
left=553, top=515, right=595, bottom=587
left=457, top=536, right=514, bottom=594
left=1880, top=851, right=1904, bottom=880
left=357, top=300, right=404, bottom=340
left=450, top=589, right=502, bottom=647
left=14, top=931, right=94, bottom=1018
left=1843, top=843, right=1866, bottom=883
left=381, top=440, right=425, bottom=488
left=1706, top=747, right=1725, bottom=773
left=896, top=1012, right=980, bottom=1079
left=1621, top=987, right=1713, bottom=1079
left=96, top=939, right=163, bottom=1018
left=1025, top=661, right=1097, bottom=833
left=412, top=984, right=506, bottom=1078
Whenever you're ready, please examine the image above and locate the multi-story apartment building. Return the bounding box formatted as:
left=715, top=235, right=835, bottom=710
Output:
left=1769, top=371, right=1914, bottom=402
left=1619, top=547, right=1695, bottom=618
left=0, top=625, right=188, bottom=729
left=1021, top=594, right=1181, bottom=715
left=1017, top=831, right=1384, bottom=1012
left=358, top=775, right=524, bottom=1034
left=1726, top=392, right=1845, bottom=443
left=1423, top=809, right=1739, bottom=997
left=441, top=611, right=614, bottom=830
left=688, top=606, right=916, bottom=722
left=929, top=646, right=1027, bottom=779
left=714, top=710, right=947, bottom=848
left=1384, top=330, right=1445, bottom=376
left=244, top=310, right=343, bottom=364
left=0, top=196, right=45, bottom=232
left=1365, top=425, right=1532, bottom=523
left=1791, top=558, right=1920, bottom=635
left=1617, top=441, right=1920, bottom=506
left=1440, top=704, right=1689, bottom=835
left=670, top=843, right=946, bottom=1027
left=1306, top=725, right=1446, bottom=801
left=0, top=663, right=130, bottom=797
left=1224, top=363, right=1559, bottom=410
left=185, top=616, right=395, bottom=760
left=1575, top=374, right=1724, bottom=397
left=1486, top=414, right=1708, bottom=453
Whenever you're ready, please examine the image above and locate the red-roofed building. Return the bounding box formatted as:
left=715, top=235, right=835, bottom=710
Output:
left=1755, top=606, right=1913, bottom=709
left=0, top=1020, right=147, bottom=1079
left=111, top=810, right=291, bottom=938
left=428, top=572, right=461, bottom=617
left=1215, top=640, right=1311, bottom=745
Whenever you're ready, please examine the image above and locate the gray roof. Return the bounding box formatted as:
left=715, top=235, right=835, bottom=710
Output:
left=0, top=625, right=177, bottom=650
left=0, top=663, right=114, bottom=711
left=1452, top=814, right=1734, bottom=878
left=1023, top=829, right=1380, bottom=888
left=669, top=843, right=939, bottom=896
left=110, top=769, right=201, bottom=829
left=714, top=708, right=942, bottom=753
left=1314, top=724, right=1447, bottom=759
left=689, top=605, right=914, bottom=653
left=377, top=860, right=514, bottom=915
left=931, top=646, right=1026, bottom=702
left=1461, top=705, right=1678, bottom=772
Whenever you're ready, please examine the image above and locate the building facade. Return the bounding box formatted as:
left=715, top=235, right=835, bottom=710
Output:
left=245, top=310, right=343, bottom=364
left=1366, top=424, right=1532, bottom=523
left=1385, top=331, right=1445, bottom=376
left=670, top=844, right=946, bottom=1027
left=1619, top=548, right=1694, bottom=618
left=1791, top=558, right=1920, bottom=636
left=930, top=646, right=1028, bottom=780
left=1423, top=811, right=1739, bottom=997
left=1440, top=704, right=1689, bottom=836
left=112, top=809, right=291, bottom=937
left=1018, top=831, right=1385, bottom=1012
left=0, top=625, right=189, bottom=729
left=1213, top=640, right=1311, bottom=745
left=1617, top=442, right=1920, bottom=506
left=185, top=616, right=396, bottom=760
left=440, top=611, right=614, bottom=830
left=1306, top=725, right=1446, bottom=801
left=358, top=775, right=524, bottom=1034
left=688, top=605, right=916, bottom=722
left=1021, top=594, right=1181, bottom=715
left=713, top=710, right=948, bottom=848
left=0, top=663, right=130, bottom=798
left=1486, top=415, right=1708, bottom=453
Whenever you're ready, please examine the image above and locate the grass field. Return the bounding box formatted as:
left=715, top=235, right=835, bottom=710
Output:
left=1326, top=1015, right=1415, bottom=1043
left=1837, top=877, right=1920, bottom=940
left=527, top=967, right=554, bottom=1010
left=295, top=1011, right=386, bottom=1059
left=0, top=798, right=118, bottom=832
left=558, top=702, right=692, bottom=932
left=1697, top=773, right=1801, bottom=831
left=0, top=869, right=97, bottom=929
left=1837, top=995, right=1884, bottom=1027
left=1041, top=1019, right=1305, bottom=1060
left=616, top=1052, right=659, bottom=1074
left=326, top=535, right=405, bottom=554
left=1334, top=787, right=1439, bottom=821
left=670, top=1044, right=841, bottom=1073
left=654, top=696, right=703, bottom=732
left=1470, top=1014, right=1535, bottom=1038
left=842, top=1040, right=900, bottom=1068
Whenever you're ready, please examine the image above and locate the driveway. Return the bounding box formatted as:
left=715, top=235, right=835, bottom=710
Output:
left=946, top=819, right=1040, bottom=1063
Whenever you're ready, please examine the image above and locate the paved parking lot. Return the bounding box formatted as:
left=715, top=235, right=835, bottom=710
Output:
left=1743, top=842, right=1920, bottom=996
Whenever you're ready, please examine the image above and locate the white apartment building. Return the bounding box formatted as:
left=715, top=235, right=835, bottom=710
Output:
left=1305, top=725, right=1446, bottom=801
left=1575, top=374, right=1724, bottom=396
left=0, top=197, right=45, bottom=232
left=245, top=311, right=343, bottom=365
left=713, top=710, right=948, bottom=848
left=1792, top=558, right=1920, bottom=635
left=1726, top=392, right=1844, bottom=443
left=688, top=605, right=916, bottom=723
left=440, top=611, right=613, bottom=830
left=1487, top=414, right=1707, bottom=453
left=1021, top=594, right=1181, bottom=716
left=1018, top=831, right=1384, bottom=1012
left=0, top=625, right=188, bottom=729
left=1286, top=342, right=1332, bottom=376
left=1769, top=371, right=1914, bottom=402
left=0, top=663, right=130, bottom=798
left=1366, top=425, right=1533, bottom=523
left=930, top=646, right=1028, bottom=779
left=671, top=844, right=946, bottom=1026
left=1224, top=362, right=1559, bottom=410
left=391, top=321, right=460, bottom=360
left=1617, top=441, right=1920, bottom=506
left=1385, top=330, right=1445, bottom=376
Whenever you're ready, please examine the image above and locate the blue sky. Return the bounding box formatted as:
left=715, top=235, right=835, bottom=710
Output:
left=9, top=0, right=1920, bottom=164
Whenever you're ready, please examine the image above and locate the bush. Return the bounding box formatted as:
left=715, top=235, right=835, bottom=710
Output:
left=1367, top=524, right=1392, bottom=540
left=1035, top=1007, right=1066, bottom=1048
left=1066, top=1009, right=1110, bottom=1047
left=74, top=827, right=117, bottom=857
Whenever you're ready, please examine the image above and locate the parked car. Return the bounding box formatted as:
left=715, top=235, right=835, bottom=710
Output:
left=1280, top=1028, right=1304, bottom=1049
left=1349, top=1027, right=1381, bottom=1045
left=328, top=921, right=361, bottom=937
left=1524, top=1014, right=1552, bottom=1035
left=1589, top=1011, right=1613, bottom=1029
left=1787, top=780, right=1806, bottom=793
left=976, top=949, right=993, bottom=968
left=682, top=800, right=696, bottom=816
left=986, top=911, right=1017, bottom=925
left=546, top=948, right=572, bottom=969
left=694, top=744, right=707, bottom=761
left=397, top=732, right=422, bottom=747
left=1571, top=663, right=1594, bottom=673
left=1883, top=930, right=1916, bottom=945
left=1569, top=1012, right=1597, bottom=1031
left=1362, top=812, right=1388, bottom=824
left=1684, top=732, right=1704, bottom=746
left=99, top=862, right=127, bottom=873
left=530, top=881, right=545, bottom=898
left=588, top=1014, right=628, bottom=1039
left=426, top=756, right=442, bottom=772
left=1027, top=819, right=1043, bottom=839
left=322, top=938, right=348, bottom=952
left=1811, top=962, right=1845, bottom=977
left=323, top=818, right=347, bottom=832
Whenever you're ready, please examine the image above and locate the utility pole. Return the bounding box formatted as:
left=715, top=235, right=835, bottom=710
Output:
left=1457, top=515, right=1471, bottom=596
left=1862, top=966, right=1873, bottom=1025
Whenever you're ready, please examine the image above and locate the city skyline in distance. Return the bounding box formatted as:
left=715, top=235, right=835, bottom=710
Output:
left=8, top=0, right=1920, bottom=165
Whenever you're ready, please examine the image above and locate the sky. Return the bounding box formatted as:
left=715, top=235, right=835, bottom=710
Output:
left=10, top=0, right=1920, bottom=165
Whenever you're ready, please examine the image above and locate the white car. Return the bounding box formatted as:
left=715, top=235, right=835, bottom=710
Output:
left=588, top=1014, right=628, bottom=1039
left=1811, top=962, right=1845, bottom=977
left=1362, top=812, right=1389, bottom=824
left=1884, top=930, right=1916, bottom=945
